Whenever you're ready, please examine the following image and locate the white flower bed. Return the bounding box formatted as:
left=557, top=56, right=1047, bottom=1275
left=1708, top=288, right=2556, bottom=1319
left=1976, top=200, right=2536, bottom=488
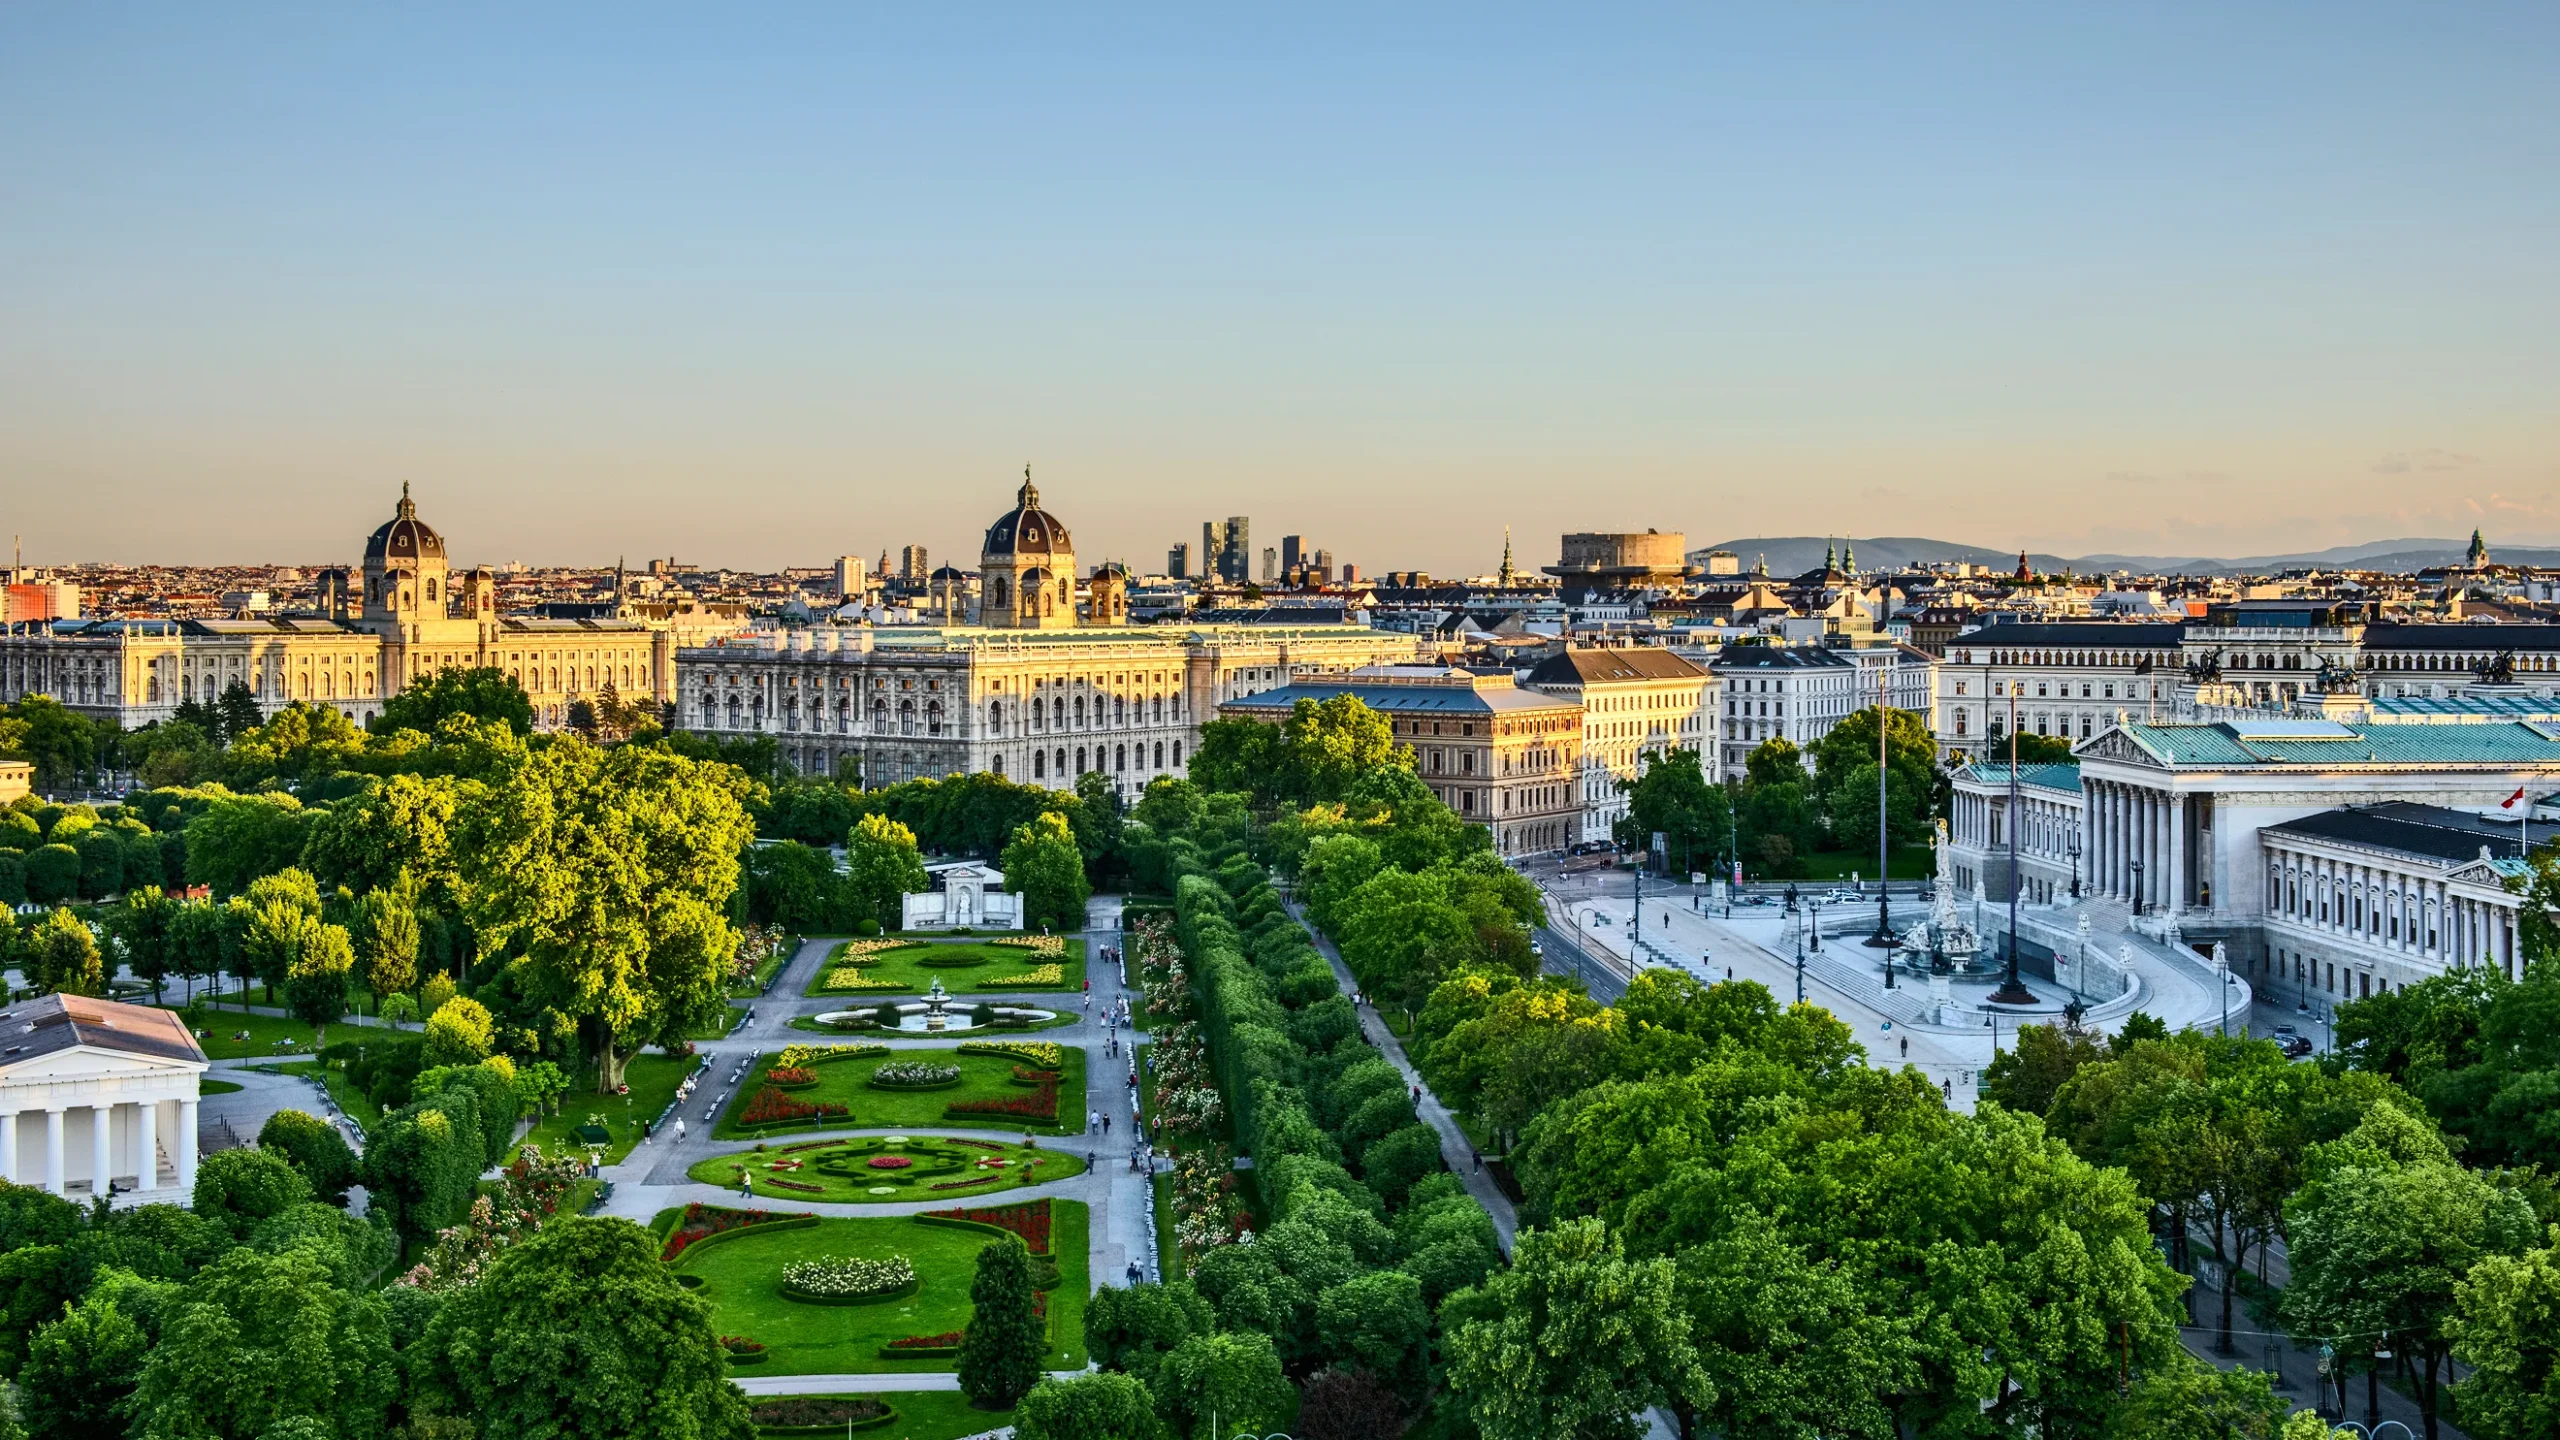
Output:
left=781, top=1254, right=916, bottom=1299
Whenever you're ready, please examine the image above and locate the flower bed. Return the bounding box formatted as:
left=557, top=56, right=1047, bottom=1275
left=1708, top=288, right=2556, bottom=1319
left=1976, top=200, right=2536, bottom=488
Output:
left=819, top=969, right=906, bottom=993
left=985, top=963, right=1065, bottom=988
left=927, top=1173, right=1001, bottom=1192
left=765, top=1066, right=820, bottom=1089
left=995, top=934, right=1066, bottom=957
left=831, top=939, right=924, bottom=965
left=721, top=1335, right=767, bottom=1365
left=866, top=1155, right=913, bottom=1170
left=1010, top=1065, right=1062, bottom=1085
left=917, top=950, right=990, bottom=968
left=959, top=1040, right=1064, bottom=1069
left=879, top=1330, right=966, bottom=1358
left=921, top=1198, right=1053, bottom=1257
left=735, top=1086, right=850, bottom=1129
left=780, top=1254, right=919, bottom=1304
left=764, top=1177, right=824, bottom=1193
left=946, top=1078, right=1057, bottom=1124
left=777, top=1043, right=885, bottom=1070
left=869, top=1060, right=963, bottom=1091
left=747, top=1397, right=895, bottom=1435
left=660, top=1203, right=815, bottom=1263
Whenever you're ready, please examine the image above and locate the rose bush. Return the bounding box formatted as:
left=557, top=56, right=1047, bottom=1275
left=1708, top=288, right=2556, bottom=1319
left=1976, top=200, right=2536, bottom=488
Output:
left=781, top=1253, right=917, bottom=1300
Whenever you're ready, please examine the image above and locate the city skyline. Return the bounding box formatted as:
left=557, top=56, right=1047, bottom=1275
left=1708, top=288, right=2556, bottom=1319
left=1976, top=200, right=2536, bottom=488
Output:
left=4, top=5, right=2556, bottom=571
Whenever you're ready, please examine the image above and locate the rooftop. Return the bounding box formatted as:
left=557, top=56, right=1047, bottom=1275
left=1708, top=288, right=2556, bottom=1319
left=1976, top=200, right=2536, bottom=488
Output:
left=0, top=993, right=208, bottom=1069
left=2114, top=718, right=2560, bottom=768
left=1523, top=648, right=1708, bottom=685
left=2264, top=802, right=2542, bottom=869
left=1961, top=760, right=2083, bottom=793
left=1220, top=679, right=1579, bottom=716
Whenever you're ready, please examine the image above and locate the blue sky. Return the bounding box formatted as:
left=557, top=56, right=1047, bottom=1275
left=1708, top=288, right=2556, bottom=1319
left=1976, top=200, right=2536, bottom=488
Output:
left=3, top=4, right=2554, bottom=573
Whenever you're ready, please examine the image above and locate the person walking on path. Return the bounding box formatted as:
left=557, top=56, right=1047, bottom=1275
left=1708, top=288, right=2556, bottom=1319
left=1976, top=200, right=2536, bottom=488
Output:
left=1088, top=1109, right=1101, bottom=1133
left=1102, top=1113, right=1112, bottom=1136
left=674, top=1118, right=686, bottom=1143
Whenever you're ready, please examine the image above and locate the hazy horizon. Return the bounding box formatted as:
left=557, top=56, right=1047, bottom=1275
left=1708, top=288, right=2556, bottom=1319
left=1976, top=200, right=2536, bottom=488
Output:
left=4, top=5, right=2555, bottom=575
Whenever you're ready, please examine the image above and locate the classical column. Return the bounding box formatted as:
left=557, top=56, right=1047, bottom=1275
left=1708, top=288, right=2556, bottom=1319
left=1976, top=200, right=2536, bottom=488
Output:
left=136, top=1100, right=158, bottom=1191
left=43, top=1109, right=65, bottom=1196
left=0, top=1111, right=14, bottom=1185
left=92, top=1103, right=113, bottom=1197
left=177, top=1098, right=199, bottom=1194
left=2165, top=794, right=2187, bottom=915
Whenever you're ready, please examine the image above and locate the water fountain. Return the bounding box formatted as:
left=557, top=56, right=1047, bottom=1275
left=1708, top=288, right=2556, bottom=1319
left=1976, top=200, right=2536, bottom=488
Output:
left=924, top=977, right=950, bottom=1032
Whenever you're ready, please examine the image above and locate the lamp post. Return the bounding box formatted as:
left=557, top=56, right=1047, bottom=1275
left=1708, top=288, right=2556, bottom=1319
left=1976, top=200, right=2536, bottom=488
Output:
left=1989, top=684, right=2038, bottom=1006
left=1867, top=659, right=1894, bottom=947
left=1810, top=900, right=1821, bottom=952
left=2068, top=831, right=2082, bottom=900
left=2128, top=858, right=2145, bottom=918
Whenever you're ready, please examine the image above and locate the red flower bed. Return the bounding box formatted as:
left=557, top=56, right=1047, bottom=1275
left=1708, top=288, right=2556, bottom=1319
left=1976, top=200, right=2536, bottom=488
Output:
left=929, top=1174, right=1000, bottom=1192
left=947, top=1080, right=1057, bottom=1123
left=1010, top=1065, right=1062, bottom=1084
left=736, top=1085, right=849, bottom=1128
left=662, top=1204, right=804, bottom=1262
left=925, top=1199, right=1052, bottom=1256
left=766, top=1066, right=818, bottom=1085
left=885, top=1330, right=966, bottom=1351
left=867, top=1155, right=913, bottom=1170
left=765, top=1177, right=824, bottom=1193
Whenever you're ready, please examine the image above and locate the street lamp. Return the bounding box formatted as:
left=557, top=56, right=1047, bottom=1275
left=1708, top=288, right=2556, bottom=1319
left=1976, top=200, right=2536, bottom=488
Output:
left=2128, top=858, right=2146, bottom=918
left=1988, top=683, right=2038, bottom=1006
left=2068, top=832, right=2082, bottom=899
left=1810, top=901, right=1821, bottom=952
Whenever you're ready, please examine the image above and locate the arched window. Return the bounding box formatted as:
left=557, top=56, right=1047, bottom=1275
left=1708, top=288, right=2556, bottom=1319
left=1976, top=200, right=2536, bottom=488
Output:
left=1074, top=696, right=1086, bottom=727
left=1154, top=741, right=1165, bottom=770
left=1173, top=740, right=1182, bottom=767
left=988, top=701, right=1004, bottom=734
left=1115, top=743, right=1127, bottom=772
left=1114, top=697, right=1126, bottom=725
left=899, top=698, right=916, bottom=735
left=1033, top=750, right=1045, bottom=779
left=1075, top=746, right=1088, bottom=774
left=991, top=575, right=1010, bottom=608
left=927, top=700, right=943, bottom=736
left=1054, top=747, right=1066, bottom=777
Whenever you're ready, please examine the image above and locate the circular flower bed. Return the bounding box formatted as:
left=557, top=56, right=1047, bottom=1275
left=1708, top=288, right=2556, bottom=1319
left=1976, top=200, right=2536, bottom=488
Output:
left=866, top=1155, right=913, bottom=1170
left=780, top=1254, right=918, bottom=1305
left=869, top=1061, right=963, bottom=1091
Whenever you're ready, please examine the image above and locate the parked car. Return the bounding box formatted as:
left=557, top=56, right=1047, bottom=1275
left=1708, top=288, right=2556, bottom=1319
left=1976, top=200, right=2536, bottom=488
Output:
left=2271, top=1024, right=2314, bottom=1059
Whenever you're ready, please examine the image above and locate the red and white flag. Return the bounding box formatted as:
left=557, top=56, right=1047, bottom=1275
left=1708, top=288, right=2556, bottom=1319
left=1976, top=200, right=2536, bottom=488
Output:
left=2502, top=786, right=2527, bottom=810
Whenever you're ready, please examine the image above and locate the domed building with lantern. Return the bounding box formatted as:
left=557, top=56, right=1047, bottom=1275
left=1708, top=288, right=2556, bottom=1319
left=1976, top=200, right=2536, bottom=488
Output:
left=672, top=469, right=1421, bottom=799
left=0, top=486, right=700, bottom=735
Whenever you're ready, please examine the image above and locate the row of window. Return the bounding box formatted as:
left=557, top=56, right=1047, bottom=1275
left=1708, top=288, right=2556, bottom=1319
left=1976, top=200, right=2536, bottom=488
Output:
left=2267, top=861, right=2446, bottom=950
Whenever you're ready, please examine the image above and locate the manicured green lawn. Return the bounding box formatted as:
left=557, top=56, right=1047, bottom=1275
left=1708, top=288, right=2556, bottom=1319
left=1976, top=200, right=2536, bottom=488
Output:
left=787, top=1008, right=1075, bottom=1037
left=1151, top=1171, right=1181, bottom=1281
left=671, top=1202, right=1090, bottom=1376
left=690, top=1134, right=1084, bottom=1202
left=199, top=1077, right=243, bottom=1096
left=715, top=1047, right=1086, bottom=1140
left=803, top=939, right=1087, bottom=998
left=515, top=1051, right=700, bottom=1164
left=160, top=1007, right=321, bottom=1060
left=750, top=1391, right=1013, bottom=1439
left=273, top=1059, right=384, bottom=1129
left=732, top=942, right=796, bottom=998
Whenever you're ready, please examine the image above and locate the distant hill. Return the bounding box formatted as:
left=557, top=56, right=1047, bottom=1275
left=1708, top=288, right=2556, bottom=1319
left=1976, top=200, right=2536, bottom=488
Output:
left=1696, top=535, right=2560, bottom=578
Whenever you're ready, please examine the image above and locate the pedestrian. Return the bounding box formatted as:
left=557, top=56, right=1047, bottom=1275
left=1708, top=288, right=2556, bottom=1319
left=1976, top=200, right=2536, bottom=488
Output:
left=675, top=1118, right=687, bottom=1142
left=1089, top=1109, right=1101, bottom=1132
left=1470, top=1149, right=1482, bottom=1173
left=1899, top=1036, right=1907, bottom=1056
left=1082, top=977, right=1090, bottom=995
left=1411, top=1084, right=1421, bottom=1104
left=1103, top=1114, right=1112, bottom=1135
left=1084, top=994, right=1092, bottom=1013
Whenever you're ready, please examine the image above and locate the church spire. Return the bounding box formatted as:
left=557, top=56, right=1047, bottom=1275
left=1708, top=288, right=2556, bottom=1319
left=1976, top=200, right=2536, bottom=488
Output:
left=1825, top=539, right=1837, bottom=572
left=2468, top=528, right=2489, bottom=567
left=1842, top=539, right=1855, bottom=574
left=1499, top=526, right=1515, bottom=587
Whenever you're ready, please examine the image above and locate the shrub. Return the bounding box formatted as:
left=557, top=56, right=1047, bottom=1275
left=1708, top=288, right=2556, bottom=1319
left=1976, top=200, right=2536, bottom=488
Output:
left=870, top=1061, right=962, bottom=1090
left=659, top=1203, right=810, bottom=1262
left=257, top=1109, right=358, bottom=1201
left=765, top=1066, right=819, bottom=1088
left=959, top=1039, right=1065, bottom=1068
left=947, top=1080, right=1057, bottom=1124
left=781, top=1254, right=918, bottom=1302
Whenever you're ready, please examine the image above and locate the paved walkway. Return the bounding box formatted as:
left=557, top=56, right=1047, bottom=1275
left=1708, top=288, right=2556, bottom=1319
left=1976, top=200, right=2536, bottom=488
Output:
left=1287, top=901, right=1517, bottom=1254
left=589, top=903, right=1155, bottom=1397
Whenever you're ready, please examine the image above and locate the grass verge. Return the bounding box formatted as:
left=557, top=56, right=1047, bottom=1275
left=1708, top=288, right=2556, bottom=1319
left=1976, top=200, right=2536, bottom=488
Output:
left=514, top=1050, right=699, bottom=1164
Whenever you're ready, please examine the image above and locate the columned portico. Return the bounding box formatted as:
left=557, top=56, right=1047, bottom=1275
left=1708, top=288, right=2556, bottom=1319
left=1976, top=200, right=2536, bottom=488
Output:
left=0, top=994, right=208, bottom=1203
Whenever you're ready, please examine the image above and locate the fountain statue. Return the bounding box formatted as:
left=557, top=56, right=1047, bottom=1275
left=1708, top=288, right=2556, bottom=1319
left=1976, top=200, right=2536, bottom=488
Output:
left=924, top=976, right=950, bottom=1033
left=1894, top=821, right=1984, bottom=975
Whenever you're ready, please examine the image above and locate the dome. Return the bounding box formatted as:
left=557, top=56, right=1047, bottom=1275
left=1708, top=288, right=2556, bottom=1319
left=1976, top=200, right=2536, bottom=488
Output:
left=364, top=484, right=446, bottom=563
left=981, top=470, right=1072, bottom=558
left=929, top=564, right=970, bottom=582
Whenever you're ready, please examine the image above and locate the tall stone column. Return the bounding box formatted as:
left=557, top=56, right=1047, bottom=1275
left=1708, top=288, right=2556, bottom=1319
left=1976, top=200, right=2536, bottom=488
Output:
left=43, top=1109, right=65, bottom=1196
left=137, top=1100, right=158, bottom=1191
left=177, top=1099, right=199, bottom=1194
left=2166, top=794, right=2187, bottom=915
left=92, top=1103, right=113, bottom=1197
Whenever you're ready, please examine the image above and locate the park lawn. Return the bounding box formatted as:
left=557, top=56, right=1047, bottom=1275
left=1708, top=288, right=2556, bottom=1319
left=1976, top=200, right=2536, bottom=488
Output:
left=787, top=1009, right=1075, bottom=1038
left=199, top=1077, right=243, bottom=1096
left=688, top=1134, right=1084, bottom=1202
left=749, top=1392, right=1014, bottom=1440
left=274, top=1059, right=384, bottom=1129
left=160, top=1007, right=321, bottom=1061
left=1151, top=1171, right=1182, bottom=1281
left=671, top=1201, right=1089, bottom=1376
left=803, top=939, right=1087, bottom=998
left=716, top=1047, right=1086, bottom=1140
left=514, top=1050, right=700, bottom=1165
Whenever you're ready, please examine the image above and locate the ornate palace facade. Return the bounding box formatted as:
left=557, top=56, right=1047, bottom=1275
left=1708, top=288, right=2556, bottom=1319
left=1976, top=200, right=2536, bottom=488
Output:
left=0, top=489, right=686, bottom=732
left=674, top=477, right=1424, bottom=796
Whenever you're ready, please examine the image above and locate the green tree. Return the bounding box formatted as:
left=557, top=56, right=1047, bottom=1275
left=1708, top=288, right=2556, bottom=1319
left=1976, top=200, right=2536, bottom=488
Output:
left=112, top=884, right=181, bottom=1002
left=1085, top=1280, right=1214, bottom=1393
left=842, top=813, right=930, bottom=931
left=183, top=791, right=311, bottom=897
left=1003, top=810, right=1091, bottom=933
left=6, top=696, right=100, bottom=789
left=2283, top=1123, right=2536, bottom=1439
left=1743, top=736, right=1805, bottom=789
left=191, top=1146, right=313, bottom=1240
left=1314, top=1267, right=1431, bottom=1391
left=743, top=839, right=843, bottom=931
left=1613, top=749, right=1732, bottom=875
left=75, top=829, right=125, bottom=898
left=284, top=918, right=357, bottom=1049
left=2451, top=1223, right=2560, bottom=1440
left=351, top=886, right=421, bottom=1003
left=420, top=1217, right=751, bottom=1440
left=1982, top=1020, right=2109, bottom=1116
left=214, top=679, right=263, bottom=743
left=25, top=908, right=104, bottom=996
left=422, top=994, right=495, bottom=1067
left=2102, top=1355, right=2289, bottom=1439
left=456, top=735, right=755, bottom=1090
left=257, top=1110, right=359, bottom=1203
left=300, top=772, right=461, bottom=898
left=373, top=665, right=535, bottom=738
left=1151, top=1330, right=1292, bottom=1440
left=960, top=1235, right=1049, bottom=1410
left=1013, top=1372, right=1166, bottom=1440
left=19, top=1295, right=149, bottom=1440
left=1444, top=1217, right=1709, bottom=1440
left=128, top=1247, right=397, bottom=1440
left=362, top=1083, right=488, bottom=1248
left=222, top=703, right=368, bottom=788
left=239, top=867, right=323, bottom=1003
left=23, top=843, right=79, bottom=905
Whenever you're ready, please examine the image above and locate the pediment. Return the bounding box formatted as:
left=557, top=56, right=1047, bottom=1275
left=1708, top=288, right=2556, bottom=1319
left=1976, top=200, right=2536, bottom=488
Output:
left=2076, top=729, right=2164, bottom=767
left=0, top=1045, right=206, bottom=1085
